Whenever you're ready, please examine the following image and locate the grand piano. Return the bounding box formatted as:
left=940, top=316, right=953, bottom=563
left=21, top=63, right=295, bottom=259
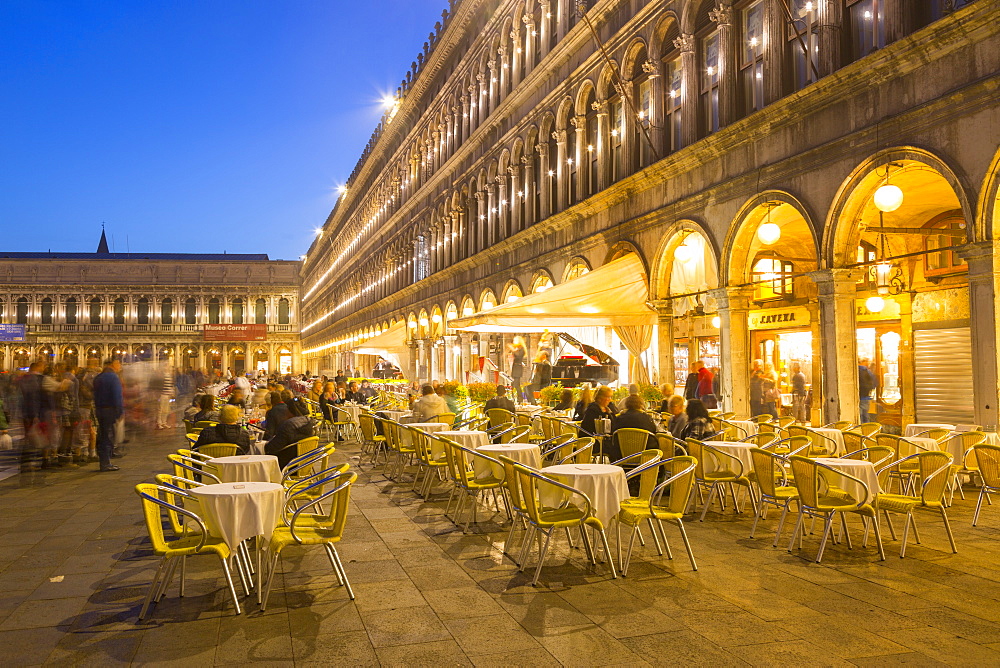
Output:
left=551, top=332, right=619, bottom=387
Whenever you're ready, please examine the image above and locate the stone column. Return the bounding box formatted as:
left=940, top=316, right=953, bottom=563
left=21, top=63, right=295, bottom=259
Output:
left=674, top=33, right=697, bottom=148
left=508, top=166, right=520, bottom=234
left=510, top=28, right=522, bottom=87
left=817, top=0, right=842, bottom=77
left=552, top=129, right=568, bottom=212
left=496, top=173, right=509, bottom=237
left=477, top=73, right=488, bottom=126
left=536, top=142, right=551, bottom=220
left=429, top=338, right=439, bottom=382
left=763, top=0, right=784, bottom=105
left=486, top=184, right=497, bottom=246
left=498, top=46, right=509, bottom=99
left=811, top=269, right=862, bottom=424
left=651, top=300, right=675, bottom=391
left=522, top=16, right=535, bottom=70
left=711, top=287, right=752, bottom=416
left=539, top=1, right=552, bottom=56
left=488, top=60, right=499, bottom=111
left=958, top=242, right=1000, bottom=427
left=418, top=339, right=430, bottom=383
left=710, top=3, right=738, bottom=128
left=520, top=155, right=534, bottom=228
left=461, top=91, right=472, bottom=139
left=896, top=291, right=916, bottom=426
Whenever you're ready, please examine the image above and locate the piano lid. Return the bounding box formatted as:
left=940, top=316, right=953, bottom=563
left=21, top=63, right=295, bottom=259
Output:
left=556, top=332, right=619, bottom=367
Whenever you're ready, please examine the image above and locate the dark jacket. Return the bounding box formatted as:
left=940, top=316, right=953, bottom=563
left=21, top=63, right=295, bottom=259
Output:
left=345, top=390, right=367, bottom=404
left=667, top=412, right=689, bottom=438
left=682, top=416, right=716, bottom=440
left=192, top=409, right=220, bottom=424
left=265, top=415, right=315, bottom=468
left=484, top=395, right=516, bottom=413
left=858, top=365, right=875, bottom=398
left=510, top=347, right=526, bottom=380
left=580, top=401, right=616, bottom=439
left=18, top=372, right=46, bottom=423
left=194, top=423, right=251, bottom=454
left=93, top=369, right=123, bottom=418
left=612, top=409, right=657, bottom=435
left=264, top=403, right=291, bottom=440
left=683, top=372, right=699, bottom=400
left=531, top=361, right=551, bottom=388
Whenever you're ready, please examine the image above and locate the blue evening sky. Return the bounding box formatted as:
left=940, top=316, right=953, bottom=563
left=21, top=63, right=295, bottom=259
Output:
left=1, top=0, right=446, bottom=260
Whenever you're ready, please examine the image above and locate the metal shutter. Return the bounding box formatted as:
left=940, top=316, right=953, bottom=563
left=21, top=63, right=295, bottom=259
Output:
left=913, top=327, right=975, bottom=425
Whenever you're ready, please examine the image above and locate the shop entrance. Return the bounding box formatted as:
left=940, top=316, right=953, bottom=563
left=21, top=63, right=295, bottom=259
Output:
left=856, top=324, right=903, bottom=427
left=751, top=328, right=813, bottom=418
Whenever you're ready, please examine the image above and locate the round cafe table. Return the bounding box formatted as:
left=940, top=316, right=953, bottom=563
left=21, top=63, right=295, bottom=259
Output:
left=381, top=410, right=410, bottom=422
left=400, top=422, right=450, bottom=447
left=339, top=404, right=366, bottom=424
left=810, top=427, right=847, bottom=456
left=702, top=441, right=754, bottom=477
left=476, top=442, right=541, bottom=480
left=813, top=458, right=880, bottom=505
left=539, top=463, right=629, bottom=528
left=899, top=436, right=941, bottom=458
left=904, top=423, right=956, bottom=438
left=728, top=420, right=757, bottom=437
left=208, top=455, right=281, bottom=484
left=188, top=482, right=284, bottom=548
left=433, top=430, right=489, bottom=460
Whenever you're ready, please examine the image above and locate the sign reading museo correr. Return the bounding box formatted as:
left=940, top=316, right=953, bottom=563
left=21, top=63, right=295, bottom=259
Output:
left=203, top=324, right=267, bottom=341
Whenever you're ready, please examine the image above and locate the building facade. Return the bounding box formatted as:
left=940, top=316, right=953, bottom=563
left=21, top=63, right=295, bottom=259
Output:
left=0, top=245, right=302, bottom=375
left=300, top=0, right=1000, bottom=427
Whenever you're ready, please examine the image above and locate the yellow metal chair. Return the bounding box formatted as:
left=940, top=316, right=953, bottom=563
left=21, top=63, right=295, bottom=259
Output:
left=970, top=443, right=1000, bottom=526
left=194, top=420, right=217, bottom=432
left=686, top=438, right=755, bottom=521
left=857, top=422, right=882, bottom=437
left=612, top=428, right=655, bottom=462
left=486, top=408, right=516, bottom=430
left=499, top=424, right=531, bottom=444
left=433, top=412, right=457, bottom=427
left=874, top=451, right=956, bottom=557
left=748, top=447, right=799, bottom=546
left=786, top=455, right=885, bottom=563
left=823, top=421, right=855, bottom=431
left=841, top=431, right=875, bottom=457
left=195, top=443, right=240, bottom=459
left=134, top=483, right=241, bottom=619
left=442, top=439, right=507, bottom=533
left=261, top=470, right=358, bottom=609
left=914, top=427, right=952, bottom=444
left=513, top=462, right=617, bottom=585
left=738, top=432, right=780, bottom=449
left=946, top=431, right=985, bottom=503
left=787, top=425, right=837, bottom=457
left=656, top=432, right=688, bottom=456
left=556, top=440, right=593, bottom=465
left=167, top=453, right=221, bottom=485
left=358, top=413, right=387, bottom=464
left=411, top=429, right=449, bottom=498
left=543, top=436, right=592, bottom=465
left=497, top=454, right=533, bottom=565
left=617, top=455, right=698, bottom=574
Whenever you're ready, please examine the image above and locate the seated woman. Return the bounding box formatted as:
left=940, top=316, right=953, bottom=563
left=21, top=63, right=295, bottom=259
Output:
left=191, top=394, right=220, bottom=423
left=183, top=395, right=202, bottom=422
left=265, top=398, right=316, bottom=468
left=194, top=405, right=251, bottom=454
left=681, top=399, right=716, bottom=440
left=263, top=391, right=290, bottom=440
left=553, top=388, right=575, bottom=412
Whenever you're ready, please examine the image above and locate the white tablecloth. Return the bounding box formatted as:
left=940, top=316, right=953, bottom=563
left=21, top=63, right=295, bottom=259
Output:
left=339, top=404, right=366, bottom=424
left=729, top=420, right=757, bottom=437
left=904, top=423, right=956, bottom=437
left=476, top=442, right=541, bottom=480
left=899, top=436, right=941, bottom=458
left=399, top=422, right=450, bottom=448
left=381, top=410, right=410, bottom=422
left=189, top=482, right=284, bottom=547
left=208, top=455, right=281, bottom=484
left=539, top=463, right=629, bottom=527
left=811, top=427, right=846, bottom=456
left=942, top=431, right=999, bottom=466
left=702, top=441, right=753, bottom=477
left=813, top=458, right=880, bottom=505
left=433, top=430, right=489, bottom=459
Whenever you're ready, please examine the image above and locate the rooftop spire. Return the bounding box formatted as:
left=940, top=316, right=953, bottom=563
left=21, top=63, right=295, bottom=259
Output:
left=97, top=224, right=109, bottom=254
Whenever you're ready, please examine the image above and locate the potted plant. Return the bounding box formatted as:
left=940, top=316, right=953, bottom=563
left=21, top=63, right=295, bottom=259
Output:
left=466, top=382, right=496, bottom=403
left=538, top=382, right=563, bottom=406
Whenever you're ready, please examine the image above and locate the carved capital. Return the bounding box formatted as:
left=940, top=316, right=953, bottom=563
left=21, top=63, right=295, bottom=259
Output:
left=709, top=4, right=732, bottom=26
left=641, top=60, right=659, bottom=77
left=475, top=73, right=486, bottom=84
left=673, top=33, right=696, bottom=53
left=487, top=59, right=497, bottom=71
left=534, top=142, right=548, bottom=156
left=551, top=129, right=567, bottom=143
left=590, top=99, right=608, bottom=115
left=570, top=114, right=586, bottom=130
left=522, top=15, right=534, bottom=27
left=520, top=155, right=530, bottom=165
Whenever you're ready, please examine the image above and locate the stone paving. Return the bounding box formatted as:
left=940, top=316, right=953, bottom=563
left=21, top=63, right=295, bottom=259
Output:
left=2, top=428, right=1000, bottom=666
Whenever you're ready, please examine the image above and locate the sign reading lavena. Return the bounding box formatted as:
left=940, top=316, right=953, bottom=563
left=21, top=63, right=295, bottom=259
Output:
left=203, top=324, right=267, bottom=341
left=0, top=324, right=27, bottom=342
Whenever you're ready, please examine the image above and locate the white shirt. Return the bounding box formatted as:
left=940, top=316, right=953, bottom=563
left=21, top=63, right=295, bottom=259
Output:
left=412, top=393, right=449, bottom=421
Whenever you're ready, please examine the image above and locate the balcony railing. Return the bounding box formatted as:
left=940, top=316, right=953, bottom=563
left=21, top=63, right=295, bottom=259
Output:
left=22, top=324, right=295, bottom=334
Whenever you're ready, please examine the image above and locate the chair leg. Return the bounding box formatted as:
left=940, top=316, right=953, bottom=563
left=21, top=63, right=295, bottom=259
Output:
left=260, top=552, right=280, bottom=611
left=578, top=525, right=596, bottom=565
left=871, top=512, right=886, bottom=560
left=597, top=529, right=617, bottom=579
left=973, top=487, right=986, bottom=526
left=910, top=514, right=923, bottom=546
left=622, top=525, right=639, bottom=576
left=138, top=558, right=168, bottom=620
left=882, top=510, right=898, bottom=540
left=329, top=546, right=355, bottom=600
left=815, top=514, right=835, bottom=563
left=788, top=509, right=805, bottom=553
left=940, top=507, right=957, bottom=554
left=532, top=529, right=554, bottom=586
left=840, top=512, right=854, bottom=550
left=700, top=483, right=719, bottom=522
left=518, top=525, right=536, bottom=572
left=646, top=518, right=664, bottom=556
left=772, top=502, right=791, bottom=548
left=655, top=519, right=673, bottom=560
left=219, top=556, right=243, bottom=615
left=675, top=519, right=697, bottom=571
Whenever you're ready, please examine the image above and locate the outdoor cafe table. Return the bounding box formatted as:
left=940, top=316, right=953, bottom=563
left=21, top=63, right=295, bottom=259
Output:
left=943, top=430, right=1000, bottom=464
left=339, top=403, right=366, bottom=424
left=810, top=427, right=847, bottom=456
left=381, top=410, right=410, bottom=422
left=539, top=463, right=629, bottom=527
left=189, top=482, right=284, bottom=549
left=729, top=420, right=757, bottom=437
left=433, top=430, right=489, bottom=459
left=400, top=422, right=450, bottom=448
left=208, top=454, right=281, bottom=484
left=475, top=442, right=541, bottom=480
left=812, top=458, right=881, bottom=505
left=904, top=423, right=956, bottom=437
left=702, top=441, right=754, bottom=477
left=900, top=436, right=941, bottom=457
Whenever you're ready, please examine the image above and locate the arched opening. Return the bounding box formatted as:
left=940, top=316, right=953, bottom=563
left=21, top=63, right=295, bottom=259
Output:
left=86, top=346, right=102, bottom=365
left=40, top=298, right=53, bottom=325
left=278, top=298, right=290, bottom=325
left=161, top=298, right=173, bottom=325
left=37, top=345, right=54, bottom=363
left=113, top=298, right=126, bottom=325
left=562, top=257, right=591, bottom=282
left=253, top=348, right=268, bottom=373
left=62, top=346, right=79, bottom=369
left=207, top=298, right=220, bottom=324
left=65, top=297, right=77, bottom=325
left=530, top=271, right=554, bottom=293
left=277, top=347, right=292, bottom=375
left=255, top=298, right=267, bottom=324
left=182, top=346, right=198, bottom=371
left=89, top=297, right=101, bottom=325
left=13, top=347, right=30, bottom=369
left=231, top=347, right=246, bottom=375
left=184, top=298, right=197, bottom=324
left=207, top=346, right=222, bottom=372
left=501, top=281, right=524, bottom=304
left=231, top=298, right=244, bottom=325
left=137, top=297, right=150, bottom=325
left=16, top=297, right=29, bottom=324
left=479, top=289, right=497, bottom=311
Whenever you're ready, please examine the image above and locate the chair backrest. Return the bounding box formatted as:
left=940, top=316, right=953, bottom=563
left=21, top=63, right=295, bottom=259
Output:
left=841, top=431, right=872, bottom=456
left=512, top=462, right=592, bottom=527
left=286, top=471, right=357, bottom=541
left=919, top=428, right=952, bottom=444
left=875, top=433, right=904, bottom=460
left=135, top=483, right=207, bottom=554
left=789, top=456, right=821, bottom=508
left=741, top=432, right=777, bottom=448
left=857, top=422, right=882, bottom=437
left=915, top=451, right=953, bottom=504
left=626, top=449, right=666, bottom=502
left=972, top=444, right=1000, bottom=486
left=776, top=416, right=795, bottom=428
left=957, top=431, right=986, bottom=452
left=197, top=443, right=239, bottom=459
left=685, top=438, right=708, bottom=479
left=615, top=428, right=654, bottom=459
left=547, top=437, right=593, bottom=464
left=539, top=415, right=555, bottom=440
left=486, top=408, right=515, bottom=429
left=294, top=436, right=320, bottom=458
left=501, top=425, right=531, bottom=444
left=358, top=413, right=378, bottom=442
left=195, top=421, right=218, bottom=431
left=650, top=456, right=698, bottom=515
left=749, top=447, right=786, bottom=497
left=750, top=415, right=773, bottom=425
left=434, top=412, right=457, bottom=427
left=498, top=455, right=527, bottom=515
left=756, top=422, right=776, bottom=435
left=516, top=413, right=533, bottom=430
left=655, top=432, right=687, bottom=456
left=558, top=441, right=593, bottom=465
left=823, top=421, right=854, bottom=431
left=441, top=438, right=470, bottom=487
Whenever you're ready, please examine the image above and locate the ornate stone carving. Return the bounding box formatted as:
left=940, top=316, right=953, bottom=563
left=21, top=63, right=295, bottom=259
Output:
left=673, top=33, right=696, bottom=53
left=641, top=60, right=659, bottom=77
left=551, top=129, right=567, bottom=143
left=709, top=4, right=732, bottom=26
left=591, top=99, right=608, bottom=115
left=570, top=114, right=587, bottom=130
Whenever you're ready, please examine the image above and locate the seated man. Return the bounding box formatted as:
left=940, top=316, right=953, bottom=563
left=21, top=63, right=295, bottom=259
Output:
left=345, top=381, right=367, bottom=404
left=484, top=385, right=516, bottom=413
left=665, top=395, right=688, bottom=438
left=411, top=384, right=448, bottom=421
left=194, top=405, right=251, bottom=454
left=265, top=398, right=315, bottom=468
left=611, top=394, right=658, bottom=463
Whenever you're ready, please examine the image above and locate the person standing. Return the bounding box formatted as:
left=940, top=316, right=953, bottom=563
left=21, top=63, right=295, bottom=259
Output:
left=858, top=358, right=876, bottom=424
left=695, top=361, right=715, bottom=408
left=508, top=336, right=527, bottom=403
left=791, top=362, right=808, bottom=423
left=526, top=350, right=551, bottom=405
left=155, top=364, right=175, bottom=430
left=761, top=363, right=779, bottom=419
left=682, top=362, right=699, bottom=401
left=749, top=360, right=764, bottom=417
left=93, top=359, right=123, bottom=472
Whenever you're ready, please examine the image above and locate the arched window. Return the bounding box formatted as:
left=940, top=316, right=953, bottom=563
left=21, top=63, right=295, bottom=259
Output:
left=665, top=54, right=683, bottom=151
left=584, top=92, right=599, bottom=197
left=16, top=297, right=28, bottom=324
left=255, top=298, right=266, bottom=324
left=608, top=92, right=625, bottom=182
left=113, top=298, right=126, bottom=325
left=788, top=0, right=819, bottom=91
left=847, top=0, right=886, bottom=62
left=231, top=298, right=244, bottom=325
left=184, top=298, right=197, bottom=324
left=41, top=298, right=53, bottom=325
left=634, top=61, right=654, bottom=168
left=565, top=119, right=578, bottom=205
left=137, top=297, right=150, bottom=325
left=546, top=129, right=558, bottom=215
left=65, top=297, right=77, bottom=325
left=89, top=297, right=101, bottom=324
left=697, top=5, right=720, bottom=136
left=208, top=298, right=220, bottom=324
left=278, top=298, right=290, bottom=325
left=740, top=0, right=766, bottom=115
left=161, top=298, right=173, bottom=324
left=751, top=255, right=794, bottom=301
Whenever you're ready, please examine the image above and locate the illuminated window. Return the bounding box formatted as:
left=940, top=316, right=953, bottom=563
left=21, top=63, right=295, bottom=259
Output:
left=741, top=0, right=765, bottom=114
left=848, top=0, right=885, bottom=61
left=665, top=57, right=682, bottom=151
left=113, top=298, right=126, bottom=325
left=637, top=77, right=653, bottom=167
left=184, top=298, right=196, bottom=324
left=231, top=298, right=244, bottom=325
left=65, top=297, right=77, bottom=325
left=278, top=298, right=290, bottom=325
left=788, top=0, right=819, bottom=90
left=255, top=298, right=267, bottom=324
left=89, top=297, right=101, bottom=325
left=752, top=255, right=794, bottom=301
left=41, top=298, right=53, bottom=325
left=609, top=96, right=624, bottom=182
left=137, top=297, right=149, bottom=325
left=701, top=32, right=720, bottom=134
left=208, top=298, right=220, bottom=324
left=160, top=298, right=172, bottom=324
left=923, top=215, right=967, bottom=276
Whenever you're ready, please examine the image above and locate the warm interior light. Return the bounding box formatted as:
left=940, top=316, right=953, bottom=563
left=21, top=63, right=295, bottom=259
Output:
left=431, top=313, right=442, bottom=323
left=674, top=242, right=696, bottom=264
left=874, top=184, right=903, bottom=212
left=711, top=315, right=721, bottom=329
left=757, top=222, right=781, bottom=245
left=408, top=320, right=417, bottom=328
left=462, top=307, right=474, bottom=317
left=866, top=296, right=886, bottom=313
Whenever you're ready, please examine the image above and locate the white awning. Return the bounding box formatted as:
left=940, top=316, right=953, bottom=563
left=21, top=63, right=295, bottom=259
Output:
left=353, top=321, right=407, bottom=368
left=449, top=254, right=655, bottom=332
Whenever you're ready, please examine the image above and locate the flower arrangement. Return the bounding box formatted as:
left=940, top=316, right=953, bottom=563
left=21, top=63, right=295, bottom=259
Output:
left=466, top=382, right=497, bottom=403
left=442, top=380, right=468, bottom=399
left=538, top=382, right=563, bottom=406
left=612, top=386, right=629, bottom=401
left=638, top=384, right=665, bottom=405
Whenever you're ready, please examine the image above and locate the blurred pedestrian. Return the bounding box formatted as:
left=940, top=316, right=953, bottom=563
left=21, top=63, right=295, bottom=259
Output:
left=93, top=359, right=123, bottom=472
